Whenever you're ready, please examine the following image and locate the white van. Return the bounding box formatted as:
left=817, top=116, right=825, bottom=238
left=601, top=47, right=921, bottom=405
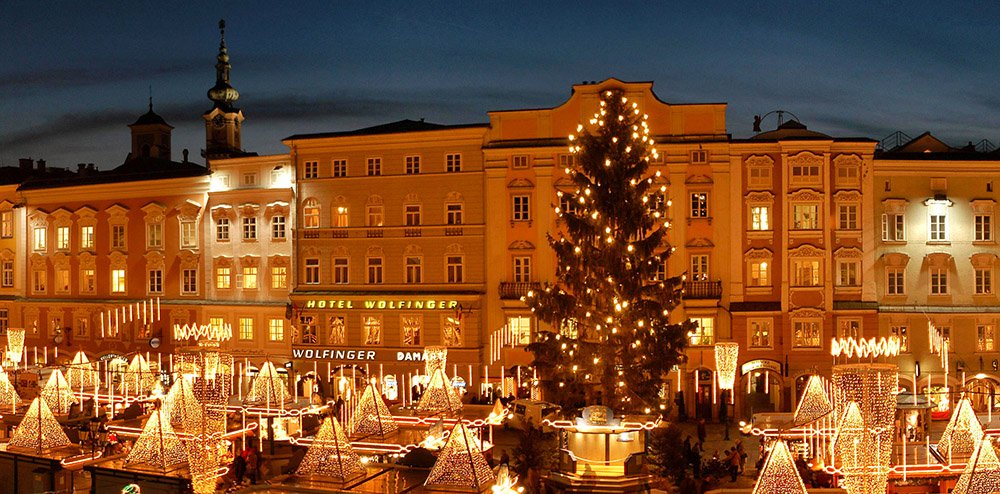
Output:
left=507, top=399, right=561, bottom=432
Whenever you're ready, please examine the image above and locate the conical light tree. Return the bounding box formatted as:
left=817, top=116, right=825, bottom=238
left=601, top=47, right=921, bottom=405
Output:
left=119, top=354, right=158, bottom=395
left=244, top=361, right=291, bottom=407
left=425, top=422, right=495, bottom=488
left=0, top=365, right=23, bottom=411
left=40, top=369, right=77, bottom=414
left=67, top=351, right=99, bottom=389
left=522, top=88, right=689, bottom=413
left=8, top=397, right=71, bottom=452
left=296, top=416, right=364, bottom=479
left=164, top=376, right=202, bottom=429
left=938, top=397, right=983, bottom=459
left=793, top=374, right=833, bottom=426
left=752, top=440, right=808, bottom=494
left=125, top=409, right=188, bottom=470
left=416, top=368, right=463, bottom=413
left=350, top=382, right=397, bottom=437
left=954, top=437, right=1000, bottom=494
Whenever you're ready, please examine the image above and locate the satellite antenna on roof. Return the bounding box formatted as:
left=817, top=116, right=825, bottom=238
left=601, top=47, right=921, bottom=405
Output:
left=752, top=110, right=799, bottom=134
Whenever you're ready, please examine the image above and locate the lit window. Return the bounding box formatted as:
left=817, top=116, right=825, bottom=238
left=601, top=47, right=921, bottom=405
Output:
left=446, top=204, right=463, bottom=225
left=1, top=260, right=13, bottom=287
left=405, top=257, right=421, bottom=283
left=209, top=317, right=225, bottom=331
left=299, top=316, right=317, bottom=344
left=838, top=204, right=858, bottom=230
left=890, top=325, right=909, bottom=351
left=512, top=155, right=529, bottom=169
left=57, top=226, right=70, bottom=250
left=792, top=204, right=819, bottom=230
left=976, top=214, right=993, bottom=242
left=363, top=315, right=382, bottom=345
left=33, top=226, right=46, bottom=251
left=111, top=269, right=126, bottom=293
left=688, top=317, right=714, bottom=346
left=367, top=257, right=383, bottom=284
left=0, top=308, right=7, bottom=335
left=181, top=221, right=197, bottom=248
left=216, top=267, right=231, bottom=289
left=367, top=157, right=381, bottom=176
left=930, top=268, right=948, bottom=295
left=513, top=256, right=532, bottom=283
left=402, top=315, right=421, bottom=345
left=405, top=205, right=422, bottom=226
left=979, top=325, right=995, bottom=352
left=242, top=217, right=257, bottom=240
left=750, top=206, right=769, bottom=230
left=690, top=255, right=709, bottom=281
left=443, top=317, right=462, bottom=346
left=217, top=218, right=230, bottom=240
left=148, top=269, right=162, bottom=294
left=81, top=226, right=94, bottom=249
left=81, top=268, right=95, bottom=293
left=367, top=206, right=384, bottom=227
left=0, top=211, right=12, bottom=238
left=512, top=195, right=530, bottom=221
left=333, top=257, right=348, bottom=284
left=333, top=159, right=347, bottom=177
left=507, top=316, right=532, bottom=345
left=793, top=320, right=821, bottom=348
left=749, top=319, right=771, bottom=349
left=239, top=317, right=254, bottom=340
left=271, top=266, right=287, bottom=289
left=303, top=199, right=320, bottom=228
left=305, top=259, right=320, bottom=284
left=334, top=206, right=349, bottom=227
left=689, top=192, right=708, bottom=218
left=243, top=266, right=257, bottom=289
left=329, top=316, right=346, bottom=345
left=838, top=319, right=861, bottom=339
left=792, top=260, right=821, bottom=286
left=881, top=213, right=905, bottom=241
left=182, top=269, right=197, bottom=294
left=447, top=255, right=464, bottom=283
left=32, top=269, right=45, bottom=293
left=405, top=155, right=420, bottom=174
left=56, top=268, right=70, bottom=293
left=304, top=161, right=318, bottom=179
left=75, top=317, right=89, bottom=338
left=886, top=268, right=904, bottom=295
left=446, top=154, right=461, bottom=172
left=268, top=319, right=284, bottom=342
left=749, top=261, right=769, bottom=287
left=652, top=260, right=667, bottom=282
left=976, top=268, right=993, bottom=295
left=838, top=261, right=859, bottom=286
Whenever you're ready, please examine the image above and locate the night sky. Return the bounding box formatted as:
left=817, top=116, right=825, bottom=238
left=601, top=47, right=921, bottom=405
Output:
left=3, top=1, right=1000, bottom=169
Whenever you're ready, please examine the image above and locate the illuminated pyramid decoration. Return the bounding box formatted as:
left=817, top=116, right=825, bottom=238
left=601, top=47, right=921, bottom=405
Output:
left=425, top=422, right=495, bottom=488
left=832, top=401, right=869, bottom=494
left=296, top=416, right=364, bottom=479
left=40, top=369, right=77, bottom=414
left=125, top=409, right=188, bottom=470
left=350, top=382, right=398, bottom=437
left=244, top=361, right=291, bottom=407
left=187, top=437, right=225, bottom=494
left=119, top=354, right=158, bottom=395
left=938, top=397, right=983, bottom=459
left=0, top=365, right=23, bottom=411
left=164, top=376, right=202, bottom=429
left=8, top=397, right=71, bottom=452
left=67, top=351, right=99, bottom=389
left=954, top=437, right=1000, bottom=494
left=487, top=398, right=508, bottom=425
left=416, top=368, right=463, bottom=413
left=793, top=374, right=833, bottom=426
left=752, top=440, right=807, bottom=494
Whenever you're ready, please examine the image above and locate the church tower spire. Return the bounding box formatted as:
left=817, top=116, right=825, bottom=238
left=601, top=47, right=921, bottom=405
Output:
left=203, top=19, right=245, bottom=160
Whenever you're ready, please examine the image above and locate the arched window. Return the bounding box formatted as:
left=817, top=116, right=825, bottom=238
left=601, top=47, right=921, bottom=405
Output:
left=303, top=198, right=320, bottom=228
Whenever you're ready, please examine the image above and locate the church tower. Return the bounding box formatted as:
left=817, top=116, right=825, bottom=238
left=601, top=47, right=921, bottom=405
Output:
left=129, top=97, right=173, bottom=160
left=203, top=19, right=245, bottom=159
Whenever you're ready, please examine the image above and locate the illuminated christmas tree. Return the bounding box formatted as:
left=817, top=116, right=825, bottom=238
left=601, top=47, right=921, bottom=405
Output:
left=424, top=422, right=495, bottom=488
left=938, top=397, right=983, bottom=459
left=416, top=368, right=463, bottom=413
left=751, top=440, right=807, bottom=494
left=350, top=382, right=397, bottom=437
left=187, top=437, right=225, bottom=494
left=40, top=369, right=77, bottom=414
left=487, top=398, right=508, bottom=425
left=67, top=351, right=99, bottom=389
left=954, top=437, right=1000, bottom=494
left=244, top=361, right=291, bottom=407
left=119, top=354, right=158, bottom=395
left=164, top=376, right=202, bottom=429
left=522, top=89, right=688, bottom=413
left=296, top=416, right=364, bottom=479
left=793, top=374, right=833, bottom=426
left=125, top=409, right=188, bottom=470
left=0, top=365, right=23, bottom=411
left=8, top=397, right=71, bottom=452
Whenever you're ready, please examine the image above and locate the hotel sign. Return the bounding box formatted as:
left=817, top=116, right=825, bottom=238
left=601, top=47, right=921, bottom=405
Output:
left=741, top=359, right=782, bottom=376
left=304, top=299, right=459, bottom=310
left=291, top=347, right=426, bottom=362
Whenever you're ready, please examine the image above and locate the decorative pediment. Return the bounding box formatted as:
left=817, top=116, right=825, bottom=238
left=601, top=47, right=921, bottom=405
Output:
left=553, top=178, right=576, bottom=192
left=178, top=250, right=199, bottom=268
left=834, top=247, right=863, bottom=259
left=744, top=248, right=773, bottom=260
left=507, top=178, right=535, bottom=189
left=924, top=252, right=953, bottom=268
left=789, top=244, right=824, bottom=258
left=268, top=255, right=290, bottom=267
left=302, top=246, right=320, bottom=257
left=882, top=199, right=909, bottom=214
left=238, top=203, right=260, bottom=217
left=366, top=195, right=384, bottom=206
left=332, top=195, right=348, bottom=205
left=174, top=200, right=202, bottom=221
left=105, top=204, right=129, bottom=219
left=211, top=205, right=235, bottom=220
left=971, top=199, right=997, bottom=214
left=331, top=246, right=348, bottom=257
left=213, top=256, right=234, bottom=267
left=76, top=206, right=98, bottom=226
left=144, top=251, right=165, bottom=267
left=833, top=154, right=862, bottom=167
left=971, top=252, right=998, bottom=268
left=445, top=191, right=465, bottom=202
left=78, top=251, right=96, bottom=268
left=108, top=251, right=127, bottom=268
left=51, top=252, right=70, bottom=268
left=881, top=252, right=909, bottom=268
left=445, top=243, right=464, bottom=254
left=686, top=238, right=714, bottom=248
left=790, top=307, right=825, bottom=319
left=29, top=253, right=46, bottom=269
left=833, top=190, right=862, bottom=202
left=789, top=189, right=823, bottom=202
left=50, top=208, right=72, bottom=227
left=403, top=193, right=421, bottom=204
left=28, top=209, right=49, bottom=227
left=265, top=201, right=289, bottom=218
left=745, top=191, right=774, bottom=204
left=239, top=255, right=260, bottom=267
left=745, top=155, right=774, bottom=168
left=0, top=199, right=15, bottom=210
left=788, top=151, right=824, bottom=166
left=0, top=248, right=13, bottom=260
left=141, top=202, right=167, bottom=225
left=404, top=245, right=423, bottom=256
left=366, top=245, right=384, bottom=257
left=508, top=240, right=535, bottom=251
left=685, top=174, right=713, bottom=185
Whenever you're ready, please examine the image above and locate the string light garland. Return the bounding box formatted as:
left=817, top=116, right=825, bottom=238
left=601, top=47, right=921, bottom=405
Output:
left=416, top=368, right=463, bottom=413
left=751, top=439, right=807, bottom=494
left=40, top=369, right=77, bottom=414
left=296, top=416, right=364, bottom=479
left=244, top=360, right=291, bottom=407
left=67, top=351, right=99, bottom=389
left=125, top=409, right=188, bottom=470
left=793, top=374, right=833, bottom=426
left=832, top=364, right=897, bottom=494
left=714, top=342, right=739, bottom=391
left=350, top=381, right=398, bottom=437
left=928, top=322, right=950, bottom=373
left=8, top=397, right=71, bottom=452
left=830, top=337, right=900, bottom=359
left=938, top=397, right=983, bottom=459
left=954, top=437, right=1000, bottom=494
left=424, top=346, right=448, bottom=375
left=424, top=422, right=495, bottom=488
left=5, top=327, right=25, bottom=364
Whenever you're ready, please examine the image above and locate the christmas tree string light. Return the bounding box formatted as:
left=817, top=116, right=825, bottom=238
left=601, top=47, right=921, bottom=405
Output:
left=8, top=397, right=71, bottom=452
left=164, top=376, right=202, bottom=429
left=832, top=401, right=868, bottom=494
left=244, top=360, right=291, bottom=407
left=938, top=397, right=983, bottom=459
left=67, top=351, right=99, bottom=389
left=125, top=409, right=188, bottom=470
left=751, top=439, right=807, bottom=494
left=40, top=369, right=77, bottom=414
left=416, top=368, right=463, bottom=413
left=5, top=327, right=25, bottom=364
left=424, top=422, right=495, bottom=488
left=119, top=354, right=158, bottom=395
left=296, top=416, right=364, bottom=479
left=714, top=342, right=739, bottom=390
left=0, top=365, right=23, bottom=411
left=954, top=437, right=1000, bottom=494
left=793, top=374, right=833, bottom=426
left=350, top=381, right=397, bottom=437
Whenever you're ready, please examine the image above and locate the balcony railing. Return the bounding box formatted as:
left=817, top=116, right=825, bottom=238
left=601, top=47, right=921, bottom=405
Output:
left=683, top=280, right=722, bottom=299
left=499, top=282, right=541, bottom=300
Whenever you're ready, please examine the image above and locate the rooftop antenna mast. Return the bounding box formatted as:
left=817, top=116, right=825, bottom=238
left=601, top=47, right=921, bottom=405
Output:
left=752, top=110, right=800, bottom=134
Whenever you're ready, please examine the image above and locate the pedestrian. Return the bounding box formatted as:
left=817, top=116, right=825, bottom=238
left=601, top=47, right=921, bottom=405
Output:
left=500, top=449, right=510, bottom=466
left=727, top=448, right=740, bottom=482
left=231, top=449, right=246, bottom=484
left=245, top=446, right=259, bottom=484
left=736, top=439, right=747, bottom=474
left=697, top=418, right=706, bottom=444
left=688, top=441, right=702, bottom=478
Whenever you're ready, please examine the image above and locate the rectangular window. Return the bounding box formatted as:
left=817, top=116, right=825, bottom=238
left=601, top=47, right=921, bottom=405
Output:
left=559, top=153, right=576, bottom=169
left=182, top=269, right=197, bottom=294
left=215, top=267, right=231, bottom=289
left=447, top=255, right=464, bottom=283
left=930, top=268, right=948, bottom=295
left=303, top=203, right=320, bottom=229
left=881, top=213, right=906, bottom=241
left=838, top=204, right=858, bottom=230
left=209, top=317, right=225, bottom=331
left=748, top=167, right=771, bottom=189
left=838, top=261, right=859, bottom=286
left=929, top=214, right=947, bottom=241
left=81, top=268, right=95, bottom=293
left=513, top=256, right=532, bottom=283
left=367, top=257, right=383, bottom=284
left=976, top=214, right=993, bottom=242
left=363, top=315, right=382, bottom=345
left=333, top=257, right=348, bottom=284
left=56, top=226, right=70, bottom=250
left=836, top=165, right=859, bottom=186
left=691, top=150, right=708, bottom=164
left=508, top=316, right=532, bottom=345
left=792, top=204, right=819, bottom=230
left=242, top=217, right=257, bottom=240
left=838, top=319, right=861, bottom=339
left=1, top=260, right=13, bottom=287
left=446, top=204, right=463, bottom=225
left=0, top=308, right=7, bottom=335
left=81, top=225, right=94, bottom=249
left=652, top=260, right=667, bottom=282
left=446, top=153, right=462, bottom=172
left=216, top=218, right=230, bottom=241
left=443, top=317, right=463, bottom=346
left=689, top=192, right=708, bottom=218
left=749, top=319, right=771, bottom=349
left=405, top=155, right=420, bottom=174
left=791, top=163, right=821, bottom=183
left=512, top=195, right=530, bottom=221
left=979, top=324, right=996, bottom=352
left=688, top=317, right=714, bottom=346
left=367, top=157, right=381, bottom=176
left=749, top=260, right=769, bottom=286
left=272, top=215, right=286, bottom=239
left=32, top=269, right=45, bottom=293
left=181, top=221, right=197, bottom=248
left=239, top=317, right=254, bottom=340
left=977, top=268, right=993, bottom=295
left=367, top=206, right=384, bottom=227
left=299, top=316, right=317, bottom=344
left=890, top=325, right=909, bottom=351
left=328, top=316, right=346, bottom=345
left=512, top=155, right=529, bottom=169
left=0, top=211, right=11, bottom=238
left=270, top=167, right=283, bottom=186
left=334, top=206, right=348, bottom=227
left=405, top=257, right=422, bottom=283
left=243, top=173, right=257, bottom=186
left=887, top=268, right=905, bottom=295
left=793, top=321, right=821, bottom=348
left=305, top=259, right=319, bottom=284
left=405, top=205, right=422, bottom=226
left=111, top=225, right=125, bottom=249
left=402, top=315, right=421, bottom=345
left=332, top=159, right=347, bottom=177
left=55, top=268, right=70, bottom=293
left=268, top=319, right=284, bottom=342
left=271, top=266, right=287, bottom=289
left=690, top=255, right=709, bottom=281
left=111, top=269, right=126, bottom=293
left=304, top=161, right=318, bottom=179
left=243, top=266, right=258, bottom=289
left=148, top=269, right=162, bottom=294
left=750, top=206, right=770, bottom=230
left=33, top=226, right=46, bottom=251
left=147, top=223, right=162, bottom=248
left=792, top=260, right=821, bottom=286
left=75, top=317, right=89, bottom=338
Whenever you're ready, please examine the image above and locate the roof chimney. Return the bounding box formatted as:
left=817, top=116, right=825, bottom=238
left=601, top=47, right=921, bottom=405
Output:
left=36, top=159, right=46, bottom=172
left=19, top=158, right=32, bottom=171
